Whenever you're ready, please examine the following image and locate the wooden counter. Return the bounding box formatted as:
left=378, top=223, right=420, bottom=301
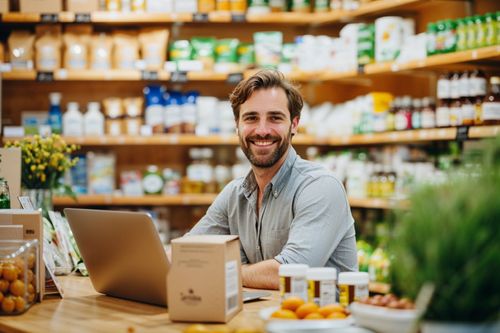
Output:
left=0, top=276, right=279, bottom=333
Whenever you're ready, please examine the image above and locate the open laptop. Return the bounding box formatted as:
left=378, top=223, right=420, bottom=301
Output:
left=64, top=208, right=169, bottom=307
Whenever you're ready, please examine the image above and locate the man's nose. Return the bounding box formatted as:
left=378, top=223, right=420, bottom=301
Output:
left=254, top=119, right=271, bottom=136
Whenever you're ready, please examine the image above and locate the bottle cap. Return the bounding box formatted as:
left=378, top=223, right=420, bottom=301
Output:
left=306, top=267, right=337, bottom=281
left=279, top=264, right=309, bottom=277
left=49, top=92, right=62, bottom=105
left=338, top=272, right=369, bottom=285
left=87, top=102, right=100, bottom=112
left=67, top=102, right=79, bottom=112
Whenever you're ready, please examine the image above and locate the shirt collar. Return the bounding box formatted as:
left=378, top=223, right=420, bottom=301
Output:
left=241, top=147, right=298, bottom=199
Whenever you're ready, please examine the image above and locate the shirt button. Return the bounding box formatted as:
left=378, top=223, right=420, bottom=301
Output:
left=256, top=246, right=260, bottom=250
left=274, top=191, right=278, bottom=196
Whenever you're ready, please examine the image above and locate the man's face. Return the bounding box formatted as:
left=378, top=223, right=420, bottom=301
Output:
left=237, top=88, right=299, bottom=168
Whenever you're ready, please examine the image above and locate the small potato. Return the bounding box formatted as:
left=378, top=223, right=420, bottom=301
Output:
left=1, top=296, right=15, bottom=313
left=14, top=296, right=26, bottom=312
left=0, top=279, right=9, bottom=293
left=10, top=280, right=25, bottom=297
left=2, top=265, right=18, bottom=282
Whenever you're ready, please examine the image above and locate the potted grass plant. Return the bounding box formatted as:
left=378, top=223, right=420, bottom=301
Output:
left=389, top=138, right=500, bottom=333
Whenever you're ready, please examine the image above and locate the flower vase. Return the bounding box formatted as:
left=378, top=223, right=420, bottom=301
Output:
left=22, top=189, right=53, bottom=216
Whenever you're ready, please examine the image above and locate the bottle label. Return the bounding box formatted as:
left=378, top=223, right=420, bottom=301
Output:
left=143, top=174, right=163, bottom=194
left=450, top=79, right=460, bottom=99
left=437, top=79, right=450, bottom=99
left=421, top=111, right=436, bottom=128
left=459, top=77, right=469, bottom=97
left=482, top=102, right=500, bottom=121
left=461, top=104, right=475, bottom=123
left=395, top=113, right=408, bottom=131
left=145, top=105, right=164, bottom=127
left=436, top=106, right=450, bottom=127
left=164, top=106, right=183, bottom=128
left=449, top=106, right=462, bottom=126
left=470, top=77, right=487, bottom=97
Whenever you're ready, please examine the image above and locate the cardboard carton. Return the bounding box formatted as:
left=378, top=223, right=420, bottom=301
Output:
left=20, top=0, right=62, bottom=13
left=168, top=235, right=242, bottom=323
left=0, top=148, right=21, bottom=209
left=0, top=210, right=45, bottom=301
left=66, top=0, right=99, bottom=12
left=0, top=0, right=9, bottom=13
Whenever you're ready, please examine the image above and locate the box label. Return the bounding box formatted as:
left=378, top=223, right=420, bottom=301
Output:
left=225, top=260, right=238, bottom=315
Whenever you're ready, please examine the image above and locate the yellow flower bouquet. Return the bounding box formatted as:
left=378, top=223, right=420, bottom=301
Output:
left=5, top=134, right=79, bottom=190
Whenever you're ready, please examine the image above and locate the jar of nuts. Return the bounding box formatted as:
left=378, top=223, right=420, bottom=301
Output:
left=0, top=240, right=39, bottom=315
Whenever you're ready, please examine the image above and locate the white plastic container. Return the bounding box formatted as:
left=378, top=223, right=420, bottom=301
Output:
left=279, top=264, right=308, bottom=302
left=306, top=267, right=337, bottom=306
left=84, top=102, right=105, bottom=136
left=338, top=272, right=369, bottom=307
left=375, top=16, right=404, bottom=62
left=63, top=102, right=83, bottom=137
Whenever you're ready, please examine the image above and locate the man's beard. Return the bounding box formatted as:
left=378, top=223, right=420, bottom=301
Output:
left=239, top=126, right=292, bottom=168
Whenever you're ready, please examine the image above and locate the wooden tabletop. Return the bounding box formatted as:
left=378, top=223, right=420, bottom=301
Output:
left=0, top=275, right=279, bottom=333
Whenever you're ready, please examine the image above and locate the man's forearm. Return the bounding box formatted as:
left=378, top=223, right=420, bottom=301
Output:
left=241, top=259, right=280, bottom=290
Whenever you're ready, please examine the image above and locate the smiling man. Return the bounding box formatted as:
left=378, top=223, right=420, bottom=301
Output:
left=188, top=70, right=358, bottom=289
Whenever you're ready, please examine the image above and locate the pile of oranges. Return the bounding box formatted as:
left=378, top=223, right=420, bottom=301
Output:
left=270, top=297, right=349, bottom=320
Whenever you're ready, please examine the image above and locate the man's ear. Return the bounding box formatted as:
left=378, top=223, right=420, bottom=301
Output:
left=291, top=116, right=300, bottom=135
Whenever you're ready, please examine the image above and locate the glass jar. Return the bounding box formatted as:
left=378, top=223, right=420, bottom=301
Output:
left=0, top=178, right=10, bottom=209
left=0, top=240, right=39, bottom=315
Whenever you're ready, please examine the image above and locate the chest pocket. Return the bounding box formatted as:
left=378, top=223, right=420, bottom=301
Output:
left=260, top=228, right=290, bottom=260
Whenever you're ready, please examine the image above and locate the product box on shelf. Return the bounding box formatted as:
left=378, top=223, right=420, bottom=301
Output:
left=20, top=0, right=62, bottom=13
left=0, top=148, right=21, bottom=209
left=0, top=0, right=9, bottom=13
left=167, top=235, right=243, bottom=323
left=0, top=210, right=45, bottom=301
left=66, top=0, right=99, bottom=12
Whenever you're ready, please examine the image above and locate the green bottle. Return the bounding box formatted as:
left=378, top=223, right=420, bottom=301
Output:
left=496, top=12, right=500, bottom=46
left=436, top=20, right=446, bottom=53
left=0, top=178, right=10, bottom=209
left=444, top=19, right=457, bottom=53
left=466, top=17, right=476, bottom=50
left=456, top=18, right=467, bottom=51
left=475, top=15, right=486, bottom=48
left=485, top=13, right=496, bottom=47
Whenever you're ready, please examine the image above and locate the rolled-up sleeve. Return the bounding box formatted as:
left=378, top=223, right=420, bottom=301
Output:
left=274, top=176, right=355, bottom=267
left=187, top=185, right=230, bottom=235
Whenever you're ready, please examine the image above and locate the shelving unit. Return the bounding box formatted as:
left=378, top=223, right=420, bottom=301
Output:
left=1, top=0, right=499, bottom=218
left=2, top=46, right=499, bottom=82
left=3, top=126, right=498, bottom=147
left=0, top=0, right=436, bottom=25
left=52, top=194, right=407, bottom=210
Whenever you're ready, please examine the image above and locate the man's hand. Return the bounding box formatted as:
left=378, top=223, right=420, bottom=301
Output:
left=241, top=259, right=280, bottom=290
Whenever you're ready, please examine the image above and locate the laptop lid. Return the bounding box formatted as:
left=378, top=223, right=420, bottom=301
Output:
left=64, top=208, right=169, bottom=307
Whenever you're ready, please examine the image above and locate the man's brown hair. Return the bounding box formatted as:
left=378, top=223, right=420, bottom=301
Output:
left=229, top=69, right=303, bottom=121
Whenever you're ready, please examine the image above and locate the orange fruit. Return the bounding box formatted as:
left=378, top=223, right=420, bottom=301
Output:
left=270, top=309, right=298, bottom=320
left=327, top=311, right=347, bottom=320
left=295, top=302, right=319, bottom=319
left=318, top=304, right=345, bottom=317
left=281, top=296, right=305, bottom=312
left=304, top=312, right=324, bottom=320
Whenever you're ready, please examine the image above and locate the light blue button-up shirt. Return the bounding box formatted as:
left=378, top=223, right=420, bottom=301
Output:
left=189, top=147, right=358, bottom=273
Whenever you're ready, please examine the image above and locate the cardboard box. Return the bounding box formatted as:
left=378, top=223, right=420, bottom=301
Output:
left=0, top=148, right=22, bottom=209
left=20, top=0, right=62, bottom=13
left=0, top=0, right=9, bottom=13
left=0, top=210, right=45, bottom=300
left=66, top=0, right=99, bottom=12
left=168, top=235, right=242, bottom=323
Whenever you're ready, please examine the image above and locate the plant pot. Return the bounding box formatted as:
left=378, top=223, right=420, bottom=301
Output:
left=22, top=189, right=53, bottom=216
left=422, top=321, right=500, bottom=333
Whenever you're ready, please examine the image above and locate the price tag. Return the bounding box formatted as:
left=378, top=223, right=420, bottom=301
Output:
left=170, top=71, right=188, bottom=83
left=456, top=126, right=469, bottom=141
left=141, top=70, right=159, bottom=81
left=192, top=13, right=209, bottom=22
left=36, top=71, right=54, bottom=82
left=74, top=13, right=91, bottom=23
left=226, top=72, right=243, bottom=84
left=231, top=13, right=246, bottom=22
left=40, top=13, right=59, bottom=23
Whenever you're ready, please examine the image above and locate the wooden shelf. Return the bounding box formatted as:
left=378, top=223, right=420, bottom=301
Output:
left=53, top=193, right=218, bottom=206
left=0, top=1, right=434, bottom=25
left=53, top=194, right=407, bottom=208
left=2, top=46, right=498, bottom=82
left=3, top=127, right=498, bottom=147
left=349, top=197, right=409, bottom=210
left=365, top=45, right=500, bottom=75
